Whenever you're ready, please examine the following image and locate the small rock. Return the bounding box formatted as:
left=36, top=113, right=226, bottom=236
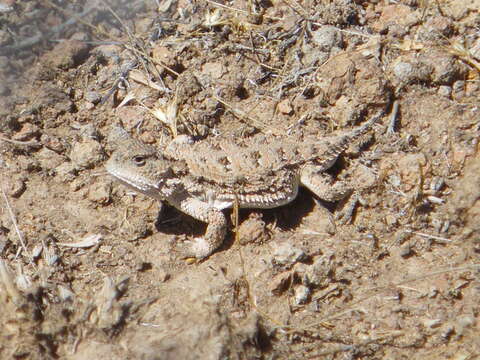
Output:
left=455, top=315, right=476, bottom=335
left=304, top=255, right=332, bottom=288
left=311, top=25, right=343, bottom=52
left=30, top=85, right=74, bottom=116
left=176, top=72, right=203, bottom=101
left=84, top=91, right=101, bottom=104
left=452, top=80, right=466, bottom=98
left=54, top=162, right=77, bottom=182
left=301, top=43, right=330, bottom=67
left=385, top=214, right=398, bottom=226
left=135, top=260, right=152, bottom=272
left=441, top=324, right=455, bottom=340
left=372, top=4, right=420, bottom=33
left=44, top=40, right=90, bottom=70
left=294, top=285, right=310, bottom=305
left=429, top=286, right=438, bottom=298
left=88, top=180, right=111, bottom=204
left=32, top=244, right=43, bottom=259
left=152, top=44, right=176, bottom=69
left=12, top=123, right=39, bottom=141
left=399, top=243, right=413, bottom=258
left=237, top=213, right=268, bottom=245
left=395, top=153, right=427, bottom=191
left=438, top=85, right=452, bottom=97
left=36, top=147, right=65, bottom=170
left=70, top=32, right=89, bottom=41
left=422, top=318, right=442, bottom=328
left=390, top=59, right=432, bottom=85
left=277, top=99, right=293, bottom=115
left=421, top=50, right=465, bottom=85
left=5, top=175, right=26, bottom=198
left=58, top=285, right=75, bottom=302
left=418, top=16, right=453, bottom=41
left=70, top=139, right=103, bottom=169
left=272, top=242, right=306, bottom=266
left=269, top=272, right=292, bottom=296
left=202, top=62, right=225, bottom=79
left=76, top=123, right=100, bottom=141
left=93, top=44, right=122, bottom=64
left=41, top=134, right=66, bottom=153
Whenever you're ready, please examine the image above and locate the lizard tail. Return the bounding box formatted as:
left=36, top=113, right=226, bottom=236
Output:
left=314, top=110, right=384, bottom=170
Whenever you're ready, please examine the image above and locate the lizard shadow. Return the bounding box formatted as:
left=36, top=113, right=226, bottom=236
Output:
left=154, top=188, right=330, bottom=253
left=154, top=158, right=352, bottom=253
left=260, top=188, right=321, bottom=230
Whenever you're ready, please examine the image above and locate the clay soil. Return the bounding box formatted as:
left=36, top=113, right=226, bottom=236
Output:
left=0, top=1, right=479, bottom=359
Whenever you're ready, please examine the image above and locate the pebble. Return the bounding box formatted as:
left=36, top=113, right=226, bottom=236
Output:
left=88, top=180, right=111, bottom=204
left=303, top=256, right=332, bottom=288
left=277, top=99, right=293, bottom=115
left=437, top=85, right=452, bottom=97
left=422, top=318, right=442, bottom=328
left=294, top=285, right=311, bottom=305
left=272, top=242, right=306, bottom=266
left=391, top=59, right=432, bottom=84
left=70, top=139, right=103, bottom=169
left=311, top=25, right=343, bottom=52
left=84, top=91, right=101, bottom=104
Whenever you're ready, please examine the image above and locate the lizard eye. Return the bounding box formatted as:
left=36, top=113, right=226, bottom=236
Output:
left=132, top=155, right=146, bottom=166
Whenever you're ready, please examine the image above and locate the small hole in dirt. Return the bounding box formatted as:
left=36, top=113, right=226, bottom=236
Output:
left=326, top=157, right=346, bottom=177
left=235, top=85, right=249, bottom=99
left=302, top=86, right=316, bottom=99
left=171, top=63, right=186, bottom=76
left=259, top=0, right=273, bottom=8
left=137, top=262, right=153, bottom=272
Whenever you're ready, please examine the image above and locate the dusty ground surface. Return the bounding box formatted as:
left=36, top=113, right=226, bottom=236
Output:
left=0, top=0, right=479, bottom=359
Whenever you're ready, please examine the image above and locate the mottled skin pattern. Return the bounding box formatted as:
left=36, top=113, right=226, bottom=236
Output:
left=106, top=111, right=383, bottom=259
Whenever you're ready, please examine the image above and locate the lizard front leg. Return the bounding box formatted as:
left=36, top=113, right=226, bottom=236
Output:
left=172, top=196, right=227, bottom=259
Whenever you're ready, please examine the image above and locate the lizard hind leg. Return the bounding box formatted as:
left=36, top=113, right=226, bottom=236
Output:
left=300, top=165, right=363, bottom=225
left=300, top=165, right=352, bottom=202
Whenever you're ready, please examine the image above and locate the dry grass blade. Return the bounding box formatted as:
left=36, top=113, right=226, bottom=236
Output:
left=445, top=39, right=480, bottom=73
left=0, top=136, right=41, bottom=147
left=1, top=186, right=30, bottom=261
left=57, top=233, right=103, bottom=248
left=404, top=230, right=452, bottom=244
left=147, top=98, right=179, bottom=137
left=0, top=259, right=23, bottom=305
left=206, top=0, right=283, bottom=20
left=204, top=8, right=225, bottom=27
left=129, top=69, right=166, bottom=92
left=116, top=91, right=137, bottom=108
left=212, top=94, right=266, bottom=131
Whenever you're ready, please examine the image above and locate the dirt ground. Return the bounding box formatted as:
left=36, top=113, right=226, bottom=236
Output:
left=0, top=0, right=479, bottom=359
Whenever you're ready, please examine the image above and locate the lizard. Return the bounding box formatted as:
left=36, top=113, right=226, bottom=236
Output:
left=106, top=110, right=383, bottom=259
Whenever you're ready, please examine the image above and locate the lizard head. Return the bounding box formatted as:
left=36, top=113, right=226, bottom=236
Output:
left=105, top=127, right=176, bottom=201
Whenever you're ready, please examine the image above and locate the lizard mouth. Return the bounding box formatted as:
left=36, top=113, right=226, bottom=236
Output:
left=106, top=168, right=165, bottom=201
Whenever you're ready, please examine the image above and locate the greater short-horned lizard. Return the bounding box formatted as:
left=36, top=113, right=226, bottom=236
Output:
left=106, top=111, right=383, bottom=259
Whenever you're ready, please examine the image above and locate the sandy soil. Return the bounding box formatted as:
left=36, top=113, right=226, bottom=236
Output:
left=0, top=0, right=479, bottom=359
